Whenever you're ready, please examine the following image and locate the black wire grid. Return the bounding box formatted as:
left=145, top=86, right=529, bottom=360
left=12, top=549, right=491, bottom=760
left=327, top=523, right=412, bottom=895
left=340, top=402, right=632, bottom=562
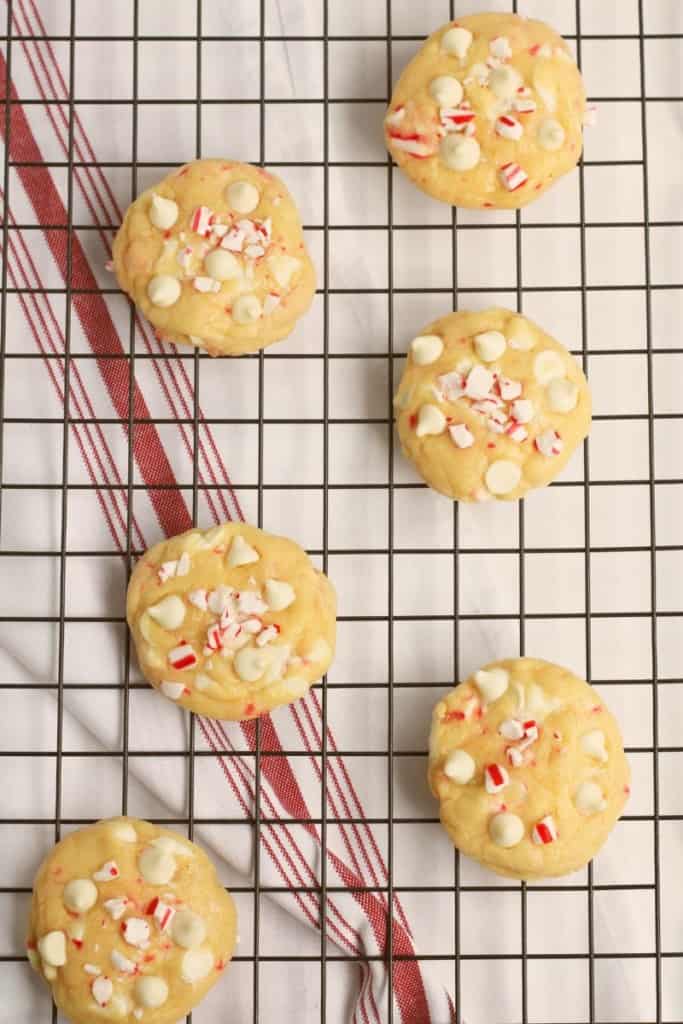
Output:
left=0, top=1, right=681, bottom=1022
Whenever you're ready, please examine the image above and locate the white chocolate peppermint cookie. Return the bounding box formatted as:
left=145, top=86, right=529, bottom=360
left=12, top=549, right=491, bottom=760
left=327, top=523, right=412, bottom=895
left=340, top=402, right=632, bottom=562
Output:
left=127, top=523, right=336, bottom=720
left=394, top=308, right=591, bottom=502
left=429, top=658, right=630, bottom=880
left=384, top=13, right=587, bottom=209
left=26, top=817, right=237, bottom=1024
left=112, top=159, right=315, bottom=357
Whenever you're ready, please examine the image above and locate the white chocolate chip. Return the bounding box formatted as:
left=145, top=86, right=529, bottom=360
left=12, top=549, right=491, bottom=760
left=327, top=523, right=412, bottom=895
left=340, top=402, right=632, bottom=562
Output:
left=580, top=730, right=608, bottom=763
left=150, top=835, right=193, bottom=858
left=264, top=578, right=295, bottom=611
left=84, top=963, right=101, bottom=975
left=27, top=948, right=40, bottom=970
left=532, top=350, right=565, bottom=385
left=42, top=964, right=57, bottom=981
left=232, top=294, right=262, bottom=324
left=121, top=918, right=151, bottom=950
left=194, top=673, right=213, bottom=691
left=546, top=378, right=578, bottom=413
left=574, top=780, right=607, bottom=815
left=416, top=404, right=447, bottom=438
left=138, top=846, right=176, bottom=886
left=441, top=25, right=472, bottom=60
left=267, top=253, right=301, bottom=289
left=410, top=334, right=443, bottom=366
left=171, top=910, right=207, bottom=950
left=181, top=948, right=214, bottom=984
left=485, top=459, right=522, bottom=495
left=205, top=249, right=241, bottom=281
left=488, top=65, right=523, bottom=101
left=63, top=878, right=98, bottom=913
left=440, top=134, right=480, bottom=172
left=537, top=117, right=565, bottom=151
left=226, top=180, right=260, bottom=214
left=234, top=647, right=270, bottom=683
left=474, top=667, right=509, bottom=704
left=109, top=821, right=137, bottom=843
left=489, top=811, right=524, bottom=848
left=227, top=534, right=260, bottom=568
left=443, top=749, right=475, bottom=784
left=474, top=331, right=506, bottom=363
left=149, top=194, right=178, bottom=231
left=147, top=594, right=186, bottom=631
left=111, top=949, right=137, bottom=974
left=429, top=75, right=463, bottom=107
left=92, top=976, right=113, bottom=1007
left=37, top=931, right=66, bottom=967
left=506, top=317, right=536, bottom=351
left=147, top=275, right=181, bottom=308
left=135, top=976, right=169, bottom=1009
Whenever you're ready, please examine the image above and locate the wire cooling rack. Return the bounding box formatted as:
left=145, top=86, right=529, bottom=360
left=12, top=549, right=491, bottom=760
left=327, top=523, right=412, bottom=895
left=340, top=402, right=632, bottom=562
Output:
left=1, top=1, right=682, bottom=1022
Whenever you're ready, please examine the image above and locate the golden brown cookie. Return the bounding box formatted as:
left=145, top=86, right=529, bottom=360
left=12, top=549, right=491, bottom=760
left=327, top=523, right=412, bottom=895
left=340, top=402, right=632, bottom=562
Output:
left=384, top=13, right=587, bottom=208
left=112, top=159, right=316, bottom=356
left=26, top=817, right=237, bottom=1024
left=394, top=307, right=591, bottom=501
left=429, top=658, right=630, bottom=879
left=127, top=523, right=336, bottom=720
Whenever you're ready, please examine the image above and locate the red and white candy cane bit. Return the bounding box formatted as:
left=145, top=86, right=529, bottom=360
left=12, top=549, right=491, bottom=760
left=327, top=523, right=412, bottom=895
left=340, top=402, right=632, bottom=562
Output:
left=168, top=642, right=198, bottom=671
left=190, top=206, right=214, bottom=237
left=157, top=560, right=177, bottom=583
left=385, top=105, right=405, bottom=127
left=147, top=897, right=175, bottom=932
left=495, top=115, right=523, bottom=141
left=513, top=88, right=537, bottom=114
left=203, top=623, right=224, bottom=656
left=506, top=746, right=524, bottom=768
left=532, top=815, right=558, bottom=845
left=499, top=162, right=529, bottom=191
left=441, top=102, right=475, bottom=131
left=499, top=718, right=525, bottom=741
left=519, top=720, right=540, bottom=751
left=506, top=422, right=528, bottom=443
left=534, top=429, right=563, bottom=457
left=484, top=762, right=509, bottom=794
left=388, top=131, right=434, bottom=158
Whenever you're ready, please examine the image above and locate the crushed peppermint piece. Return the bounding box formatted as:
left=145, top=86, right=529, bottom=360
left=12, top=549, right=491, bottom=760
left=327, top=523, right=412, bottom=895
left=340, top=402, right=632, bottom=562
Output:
left=193, top=275, right=221, bottom=293
left=440, top=101, right=475, bottom=133
left=449, top=423, right=475, bottom=449
left=167, top=642, right=198, bottom=671
left=256, top=624, right=279, bottom=647
left=158, top=560, right=177, bottom=583
left=495, top=114, right=523, bottom=141
left=507, top=746, right=524, bottom=767
left=513, top=88, right=537, bottom=114
left=385, top=106, right=405, bottom=127
left=498, top=377, right=522, bottom=401
left=389, top=131, right=434, bottom=158
left=111, top=949, right=137, bottom=974
left=149, top=898, right=176, bottom=932
left=221, top=227, right=246, bottom=252
left=499, top=719, right=525, bottom=741
left=92, top=976, right=113, bottom=1007
left=92, top=861, right=120, bottom=882
left=510, top=398, right=534, bottom=423
left=535, top=429, right=563, bottom=457
left=84, top=963, right=101, bottom=975
left=160, top=680, right=187, bottom=701
left=532, top=815, right=558, bottom=845
left=122, top=918, right=151, bottom=950
left=263, top=293, right=281, bottom=315
left=103, top=898, right=128, bottom=920
left=484, top=763, right=509, bottom=794
left=188, top=589, right=209, bottom=611
left=190, top=206, right=214, bottom=237
left=499, top=162, right=529, bottom=191
left=464, top=364, right=495, bottom=399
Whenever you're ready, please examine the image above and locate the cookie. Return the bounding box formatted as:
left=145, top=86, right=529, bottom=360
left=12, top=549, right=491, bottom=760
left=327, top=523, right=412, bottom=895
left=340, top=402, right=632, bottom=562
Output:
left=394, top=308, right=591, bottom=502
left=26, top=817, right=237, bottom=1024
left=384, top=13, right=587, bottom=209
left=127, top=523, right=336, bottom=720
left=429, top=658, right=630, bottom=880
left=112, top=159, right=316, bottom=356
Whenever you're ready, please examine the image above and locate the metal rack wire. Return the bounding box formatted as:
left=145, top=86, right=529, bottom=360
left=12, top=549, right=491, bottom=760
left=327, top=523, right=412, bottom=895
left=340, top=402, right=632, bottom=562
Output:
left=0, top=0, right=682, bottom=1022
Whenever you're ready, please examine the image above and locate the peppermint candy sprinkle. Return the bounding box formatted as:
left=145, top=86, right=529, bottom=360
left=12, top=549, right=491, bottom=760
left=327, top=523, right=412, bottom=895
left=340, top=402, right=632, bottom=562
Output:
left=92, top=861, right=120, bottom=881
left=499, top=162, right=529, bottom=191
left=532, top=815, right=558, bottom=845
left=168, top=643, right=198, bottom=671
left=449, top=423, right=474, bottom=449
left=495, top=115, right=523, bottom=140
left=121, top=918, right=151, bottom=950
left=440, top=101, right=476, bottom=133
left=484, top=763, right=509, bottom=794
left=190, top=206, right=214, bottom=237
left=148, top=897, right=176, bottom=932
left=103, top=898, right=128, bottom=920
left=535, top=429, right=563, bottom=457
left=389, top=131, right=433, bottom=158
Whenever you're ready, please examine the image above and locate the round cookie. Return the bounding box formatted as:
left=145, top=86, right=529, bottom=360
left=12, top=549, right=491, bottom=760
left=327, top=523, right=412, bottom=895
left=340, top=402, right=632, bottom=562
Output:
left=394, top=308, right=591, bottom=501
left=127, top=522, right=336, bottom=720
left=112, top=159, right=316, bottom=356
left=429, top=658, right=630, bottom=879
left=26, top=817, right=237, bottom=1024
left=384, top=13, right=587, bottom=209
